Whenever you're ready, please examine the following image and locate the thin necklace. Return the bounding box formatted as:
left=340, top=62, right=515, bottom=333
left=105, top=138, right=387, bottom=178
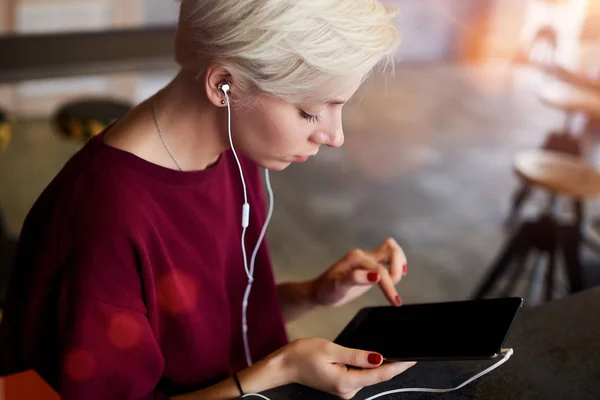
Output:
left=152, top=93, right=184, bottom=171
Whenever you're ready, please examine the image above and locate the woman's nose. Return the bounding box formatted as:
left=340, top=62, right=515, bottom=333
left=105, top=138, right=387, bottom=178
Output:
left=313, top=128, right=344, bottom=148
left=328, top=128, right=344, bottom=148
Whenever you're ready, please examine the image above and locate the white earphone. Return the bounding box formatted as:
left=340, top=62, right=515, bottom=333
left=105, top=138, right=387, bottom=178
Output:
left=219, top=81, right=274, bottom=367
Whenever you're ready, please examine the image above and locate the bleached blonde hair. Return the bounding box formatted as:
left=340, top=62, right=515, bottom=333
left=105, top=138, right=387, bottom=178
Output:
left=175, top=0, right=400, bottom=106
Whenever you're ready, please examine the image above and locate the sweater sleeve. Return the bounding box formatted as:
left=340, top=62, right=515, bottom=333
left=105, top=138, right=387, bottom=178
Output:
left=54, top=182, right=166, bottom=400
left=0, top=198, right=167, bottom=400
left=57, top=292, right=166, bottom=400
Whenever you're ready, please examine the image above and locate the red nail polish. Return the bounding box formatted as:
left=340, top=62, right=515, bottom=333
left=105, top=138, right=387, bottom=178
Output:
left=395, top=295, right=402, bottom=306
left=368, top=353, right=383, bottom=364
left=367, top=272, right=378, bottom=282
left=402, top=264, right=408, bottom=275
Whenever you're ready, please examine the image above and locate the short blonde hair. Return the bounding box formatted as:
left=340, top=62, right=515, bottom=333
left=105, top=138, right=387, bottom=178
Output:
left=176, top=0, right=400, bottom=106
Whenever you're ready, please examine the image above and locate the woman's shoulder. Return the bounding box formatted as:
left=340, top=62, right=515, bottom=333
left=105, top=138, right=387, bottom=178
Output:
left=33, top=137, right=147, bottom=236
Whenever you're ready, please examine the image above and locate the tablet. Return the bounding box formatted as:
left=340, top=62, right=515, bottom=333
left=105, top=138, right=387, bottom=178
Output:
left=334, top=297, right=522, bottom=361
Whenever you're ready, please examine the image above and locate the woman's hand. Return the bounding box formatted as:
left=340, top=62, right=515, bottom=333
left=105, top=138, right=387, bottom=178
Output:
left=282, top=337, right=415, bottom=399
left=310, top=238, right=407, bottom=308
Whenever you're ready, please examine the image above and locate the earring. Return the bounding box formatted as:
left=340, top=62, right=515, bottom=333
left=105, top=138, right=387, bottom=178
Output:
left=221, top=100, right=226, bottom=105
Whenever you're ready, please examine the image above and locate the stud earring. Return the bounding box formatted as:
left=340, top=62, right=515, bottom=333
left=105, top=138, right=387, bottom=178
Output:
left=221, top=100, right=226, bottom=105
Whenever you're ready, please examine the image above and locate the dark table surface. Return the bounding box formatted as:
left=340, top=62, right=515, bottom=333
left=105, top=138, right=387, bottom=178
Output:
left=262, top=287, right=600, bottom=399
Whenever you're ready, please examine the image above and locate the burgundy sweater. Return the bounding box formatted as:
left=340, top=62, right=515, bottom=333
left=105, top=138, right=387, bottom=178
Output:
left=0, top=133, right=289, bottom=399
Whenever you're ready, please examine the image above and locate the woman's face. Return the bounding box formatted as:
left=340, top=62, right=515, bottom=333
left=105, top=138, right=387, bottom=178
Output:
left=228, top=76, right=363, bottom=171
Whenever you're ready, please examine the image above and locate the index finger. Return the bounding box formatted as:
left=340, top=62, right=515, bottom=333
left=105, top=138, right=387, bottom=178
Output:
left=345, top=361, right=416, bottom=388
left=349, top=250, right=400, bottom=306
left=372, top=238, right=407, bottom=283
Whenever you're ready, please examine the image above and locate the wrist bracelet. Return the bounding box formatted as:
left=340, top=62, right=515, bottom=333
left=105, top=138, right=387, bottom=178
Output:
left=233, top=372, right=245, bottom=397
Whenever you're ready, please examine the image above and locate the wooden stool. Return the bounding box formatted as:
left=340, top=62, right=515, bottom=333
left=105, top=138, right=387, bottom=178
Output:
left=538, top=82, right=600, bottom=133
left=475, top=150, right=600, bottom=303
left=506, top=132, right=581, bottom=226
left=53, top=98, right=131, bottom=141
left=506, top=84, right=600, bottom=225
left=0, top=107, right=16, bottom=309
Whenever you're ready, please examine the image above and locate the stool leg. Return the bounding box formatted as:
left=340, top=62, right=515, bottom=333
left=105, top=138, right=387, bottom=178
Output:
left=523, top=215, right=558, bottom=304
left=505, top=184, right=532, bottom=227
left=526, top=250, right=549, bottom=305
left=545, top=248, right=556, bottom=302
left=573, top=199, right=583, bottom=231
left=500, top=249, right=530, bottom=297
left=560, top=225, right=584, bottom=293
left=473, top=224, right=532, bottom=299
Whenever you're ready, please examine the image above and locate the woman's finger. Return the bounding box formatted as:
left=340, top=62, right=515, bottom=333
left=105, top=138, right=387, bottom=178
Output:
left=376, top=266, right=402, bottom=306
left=327, top=342, right=384, bottom=369
left=346, top=361, right=416, bottom=388
left=383, top=237, right=407, bottom=283
left=345, top=268, right=380, bottom=286
left=347, top=250, right=401, bottom=306
left=370, top=238, right=407, bottom=284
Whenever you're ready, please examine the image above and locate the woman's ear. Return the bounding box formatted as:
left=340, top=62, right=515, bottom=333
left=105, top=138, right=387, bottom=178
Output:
left=204, top=64, right=232, bottom=107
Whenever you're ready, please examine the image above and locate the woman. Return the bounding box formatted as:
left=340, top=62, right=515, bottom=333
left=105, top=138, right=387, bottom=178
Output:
left=0, top=0, right=414, bottom=398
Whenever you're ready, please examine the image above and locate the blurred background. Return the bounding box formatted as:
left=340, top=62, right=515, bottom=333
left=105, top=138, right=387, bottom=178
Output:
left=0, top=0, right=599, bottom=341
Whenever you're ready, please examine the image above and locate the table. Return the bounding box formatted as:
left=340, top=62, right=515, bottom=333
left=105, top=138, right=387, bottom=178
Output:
left=262, top=287, right=600, bottom=399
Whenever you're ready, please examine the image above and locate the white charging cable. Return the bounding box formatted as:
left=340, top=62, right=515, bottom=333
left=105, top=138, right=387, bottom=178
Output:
left=241, top=348, right=514, bottom=399
left=224, top=90, right=274, bottom=367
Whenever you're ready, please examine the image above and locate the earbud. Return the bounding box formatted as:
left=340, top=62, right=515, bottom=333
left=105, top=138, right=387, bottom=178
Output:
left=218, top=82, right=230, bottom=105
left=218, top=82, right=230, bottom=96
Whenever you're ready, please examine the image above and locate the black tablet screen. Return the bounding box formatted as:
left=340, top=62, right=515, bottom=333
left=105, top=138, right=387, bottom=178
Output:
left=334, top=297, right=522, bottom=360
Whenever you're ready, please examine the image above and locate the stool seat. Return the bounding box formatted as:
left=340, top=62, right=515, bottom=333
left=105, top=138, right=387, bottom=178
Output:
left=54, top=98, right=131, bottom=141
left=538, top=83, right=600, bottom=119
left=0, top=108, right=12, bottom=151
left=514, top=149, right=600, bottom=198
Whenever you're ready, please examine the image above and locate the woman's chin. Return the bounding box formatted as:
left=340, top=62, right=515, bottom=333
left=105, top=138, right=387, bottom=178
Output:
left=260, top=159, right=292, bottom=171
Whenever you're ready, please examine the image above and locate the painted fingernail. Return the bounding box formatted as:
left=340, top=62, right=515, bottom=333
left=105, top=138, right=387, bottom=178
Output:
left=395, top=295, right=402, bottom=306
left=402, top=264, right=408, bottom=276
left=367, top=272, right=379, bottom=282
left=368, top=353, right=383, bottom=365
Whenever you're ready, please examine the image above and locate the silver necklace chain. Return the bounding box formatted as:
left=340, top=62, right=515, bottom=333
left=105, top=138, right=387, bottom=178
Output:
left=152, top=94, right=184, bottom=171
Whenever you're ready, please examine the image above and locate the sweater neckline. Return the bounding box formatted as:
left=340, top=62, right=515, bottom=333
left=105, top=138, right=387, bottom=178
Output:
left=90, top=130, right=229, bottom=186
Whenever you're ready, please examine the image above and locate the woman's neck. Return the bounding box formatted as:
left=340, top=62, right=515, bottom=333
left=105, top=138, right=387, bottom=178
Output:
left=104, top=69, right=229, bottom=171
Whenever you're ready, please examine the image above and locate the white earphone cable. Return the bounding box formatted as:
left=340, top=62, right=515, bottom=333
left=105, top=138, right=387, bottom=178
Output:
left=153, top=86, right=269, bottom=368
left=225, top=92, right=249, bottom=207
left=250, top=169, right=274, bottom=278
left=224, top=91, right=274, bottom=367
left=241, top=348, right=514, bottom=399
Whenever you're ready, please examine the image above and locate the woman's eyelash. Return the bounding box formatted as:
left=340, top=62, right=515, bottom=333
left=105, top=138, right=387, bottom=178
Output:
left=299, top=110, right=322, bottom=124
